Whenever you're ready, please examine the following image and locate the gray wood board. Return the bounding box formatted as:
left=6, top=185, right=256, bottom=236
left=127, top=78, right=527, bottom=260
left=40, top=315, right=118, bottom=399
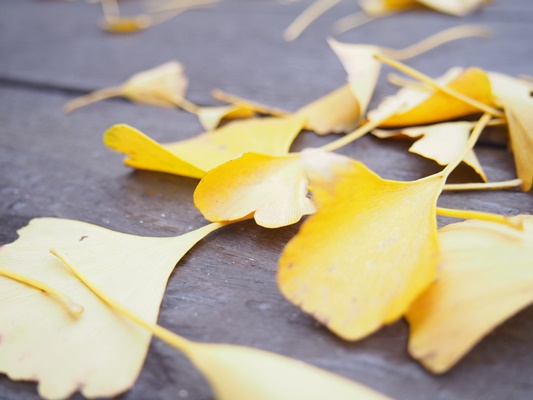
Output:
left=1, top=1, right=533, bottom=400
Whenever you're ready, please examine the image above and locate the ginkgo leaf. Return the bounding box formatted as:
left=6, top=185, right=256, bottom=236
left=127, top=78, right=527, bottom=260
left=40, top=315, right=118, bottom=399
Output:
left=373, top=121, right=487, bottom=181
left=359, top=0, right=417, bottom=17
left=406, top=215, right=533, bottom=373
left=197, top=104, right=256, bottom=131
left=359, top=0, right=488, bottom=16
left=368, top=67, right=495, bottom=127
left=194, top=153, right=316, bottom=228
left=278, top=149, right=445, bottom=340
left=64, top=61, right=189, bottom=113
left=51, top=249, right=393, bottom=400
left=0, top=217, right=224, bottom=399
left=489, top=72, right=533, bottom=191
left=104, top=116, right=305, bottom=179
left=328, top=39, right=382, bottom=117
left=296, top=84, right=361, bottom=135
left=417, top=0, right=489, bottom=16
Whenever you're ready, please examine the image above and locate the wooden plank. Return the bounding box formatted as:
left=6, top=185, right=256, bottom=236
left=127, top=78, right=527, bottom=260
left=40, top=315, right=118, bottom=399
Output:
left=1, top=1, right=533, bottom=399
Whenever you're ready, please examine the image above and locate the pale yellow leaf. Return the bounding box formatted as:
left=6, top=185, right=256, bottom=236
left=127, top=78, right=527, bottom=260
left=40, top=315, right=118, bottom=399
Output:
left=0, top=218, right=222, bottom=399
left=188, top=342, right=393, bottom=400
left=489, top=72, right=533, bottom=191
left=328, top=39, right=382, bottom=116
left=418, top=0, right=488, bottom=16
left=64, top=62, right=188, bottom=112
left=407, top=216, right=533, bottom=373
left=50, top=248, right=393, bottom=400
left=373, top=121, right=487, bottom=181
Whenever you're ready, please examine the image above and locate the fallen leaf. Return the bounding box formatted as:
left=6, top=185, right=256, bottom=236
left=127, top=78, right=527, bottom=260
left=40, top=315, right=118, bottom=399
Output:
left=417, top=0, right=489, bottom=16
left=296, top=84, right=361, bottom=135
left=359, top=0, right=488, bottom=16
left=104, top=116, right=305, bottom=179
left=194, top=153, right=316, bottom=228
left=0, top=218, right=223, bottom=399
left=359, top=0, right=417, bottom=16
left=197, top=104, right=256, bottom=131
left=368, top=67, right=495, bottom=127
left=373, top=121, right=487, bottom=181
left=64, top=61, right=190, bottom=113
left=489, top=72, right=533, bottom=191
left=278, top=149, right=444, bottom=340
left=407, top=215, right=533, bottom=373
left=53, top=249, right=393, bottom=400
left=328, top=39, right=382, bottom=117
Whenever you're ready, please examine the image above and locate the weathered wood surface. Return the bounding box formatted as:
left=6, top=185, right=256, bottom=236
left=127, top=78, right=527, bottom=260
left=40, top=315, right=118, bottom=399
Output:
left=0, top=1, right=532, bottom=399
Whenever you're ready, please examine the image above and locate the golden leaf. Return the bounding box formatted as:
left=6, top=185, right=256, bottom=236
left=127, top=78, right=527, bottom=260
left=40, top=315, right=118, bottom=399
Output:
left=296, top=84, right=361, bottom=135
left=64, top=62, right=189, bottom=113
left=368, top=67, right=495, bottom=127
left=278, top=150, right=444, bottom=340
left=0, top=218, right=223, bottom=399
left=50, top=249, right=393, bottom=400
left=104, top=116, right=305, bottom=179
left=194, top=153, right=316, bottom=228
left=407, top=216, right=533, bottom=373
left=489, top=72, right=533, bottom=191
left=373, top=121, right=487, bottom=181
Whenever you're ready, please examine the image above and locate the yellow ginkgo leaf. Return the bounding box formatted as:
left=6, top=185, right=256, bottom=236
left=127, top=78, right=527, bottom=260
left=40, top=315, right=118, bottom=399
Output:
left=0, top=218, right=224, bottom=399
left=49, top=249, right=393, bottom=400
left=359, top=0, right=417, bottom=17
left=360, top=0, right=488, bottom=16
left=489, top=72, right=533, bottom=191
left=296, top=84, right=361, bottom=135
left=373, top=121, right=487, bottom=181
left=417, top=0, right=489, bottom=16
left=197, top=104, right=256, bottom=131
left=194, top=153, right=316, bottom=228
left=64, top=61, right=189, bottom=113
left=328, top=39, right=382, bottom=117
left=406, top=215, right=533, bottom=374
left=368, top=67, right=495, bottom=127
left=278, top=149, right=444, bottom=340
left=104, top=116, right=305, bottom=179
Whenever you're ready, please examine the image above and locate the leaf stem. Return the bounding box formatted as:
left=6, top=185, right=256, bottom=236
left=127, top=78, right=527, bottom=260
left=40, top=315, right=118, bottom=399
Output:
left=150, top=0, right=219, bottom=13
left=318, top=106, right=403, bottom=152
left=436, top=207, right=523, bottom=230
left=332, top=11, right=376, bottom=34
left=440, top=113, right=491, bottom=178
left=170, top=97, right=201, bottom=114
left=64, top=87, right=123, bottom=113
left=0, top=266, right=83, bottom=317
left=284, top=0, right=342, bottom=41
left=211, top=89, right=290, bottom=117
left=443, top=179, right=522, bottom=191
left=49, top=249, right=195, bottom=355
left=383, top=25, right=491, bottom=61
left=374, top=53, right=504, bottom=118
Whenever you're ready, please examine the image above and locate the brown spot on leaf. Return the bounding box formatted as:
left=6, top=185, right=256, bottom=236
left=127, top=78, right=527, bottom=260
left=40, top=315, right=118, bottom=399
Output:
left=79, top=235, right=88, bottom=242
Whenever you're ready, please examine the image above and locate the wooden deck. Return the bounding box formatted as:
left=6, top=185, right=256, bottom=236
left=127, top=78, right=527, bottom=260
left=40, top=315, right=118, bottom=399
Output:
left=0, top=1, right=532, bottom=399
